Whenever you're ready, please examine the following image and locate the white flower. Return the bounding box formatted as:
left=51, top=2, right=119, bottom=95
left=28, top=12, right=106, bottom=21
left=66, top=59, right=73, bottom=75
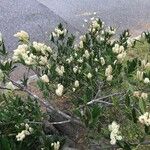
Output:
left=100, top=57, right=105, bottom=66
left=139, top=112, right=150, bottom=126
left=13, top=44, right=28, bottom=61
left=55, top=84, right=64, bottom=96
left=40, top=74, right=49, bottom=83
left=55, top=65, right=65, bottom=76
left=16, top=125, right=33, bottom=141
left=141, top=60, right=147, bottom=68
left=80, top=35, right=86, bottom=41
left=119, top=46, right=124, bottom=53
left=83, top=50, right=90, bottom=59
left=25, top=123, right=29, bottom=130
left=95, top=68, right=98, bottom=72
left=79, top=40, right=83, bottom=48
left=25, top=54, right=37, bottom=65
left=54, top=28, right=67, bottom=37
left=14, top=30, right=29, bottom=41
left=94, top=58, right=98, bottom=62
left=127, top=38, right=135, bottom=47
left=28, top=127, right=33, bottom=133
left=117, top=52, right=126, bottom=62
left=87, top=73, right=92, bottom=79
left=105, top=65, right=112, bottom=77
left=141, top=92, right=148, bottom=100
left=144, top=78, right=150, bottom=83
left=106, top=27, right=116, bottom=35
left=32, top=42, right=52, bottom=55
left=106, top=75, right=113, bottom=81
left=133, top=91, right=141, bottom=98
left=77, top=58, right=83, bottom=63
left=136, top=71, right=143, bottom=81
left=108, top=121, right=122, bottom=145
left=16, top=131, right=26, bottom=141
left=73, top=66, right=78, bottom=73
left=74, top=80, right=79, bottom=87
left=72, top=88, right=76, bottom=92
left=108, top=121, right=120, bottom=132
left=74, top=52, right=78, bottom=57
left=91, top=20, right=100, bottom=29
left=112, top=44, right=124, bottom=54
left=39, top=56, right=48, bottom=65
left=110, top=137, right=116, bottom=145
left=66, top=56, right=73, bottom=64
left=145, top=63, right=150, bottom=69
left=51, top=141, right=60, bottom=150
left=6, top=82, right=16, bottom=90
left=112, top=44, right=119, bottom=53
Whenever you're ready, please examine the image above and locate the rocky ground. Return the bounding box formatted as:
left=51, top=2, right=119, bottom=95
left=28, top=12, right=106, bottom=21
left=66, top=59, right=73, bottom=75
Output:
left=0, top=0, right=80, bottom=51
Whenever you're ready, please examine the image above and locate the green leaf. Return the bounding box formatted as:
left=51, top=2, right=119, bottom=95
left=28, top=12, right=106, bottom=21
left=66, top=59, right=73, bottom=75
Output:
left=139, top=99, right=146, bottom=113
left=125, top=94, right=130, bottom=107
left=132, top=108, right=137, bottom=123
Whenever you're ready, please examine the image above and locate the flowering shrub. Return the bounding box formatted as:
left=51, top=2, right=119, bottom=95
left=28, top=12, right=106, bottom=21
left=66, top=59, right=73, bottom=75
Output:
left=0, top=19, right=150, bottom=149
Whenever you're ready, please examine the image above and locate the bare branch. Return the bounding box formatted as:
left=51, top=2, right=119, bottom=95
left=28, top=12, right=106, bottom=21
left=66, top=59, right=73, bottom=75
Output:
left=7, top=77, right=82, bottom=125
left=29, top=120, right=71, bottom=125
left=87, top=92, right=125, bottom=105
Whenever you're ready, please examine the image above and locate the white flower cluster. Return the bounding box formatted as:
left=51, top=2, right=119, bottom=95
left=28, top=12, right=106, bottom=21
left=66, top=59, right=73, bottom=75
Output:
left=83, top=50, right=90, bottom=59
left=55, top=83, right=64, bottom=96
left=139, top=112, right=150, bottom=126
left=51, top=141, right=60, bottom=150
left=39, top=56, right=48, bottom=65
left=14, top=30, right=29, bottom=42
left=13, top=44, right=29, bottom=61
left=74, top=80, right=79, bottom=88
left=90, top=18, right=101, bottom=30
left=108, top=121, right=122, bottom=145
left=135, top=60, right=150, bottom=83
left=141, top=60, right=150, bottom=70
left=112, top=44, right=126, bottom=62
left=100, top=57, right=105, bottom=66
left=87, top=72, right=92, bottom=79
left=33, top=41, right=52, bottom=54
left=79, top=40, right=84, bottom=48
left=40, top=74, right=49, bottom=83
left=13, top=39, right=52, bottom=65
left=126, top=37, right=135, bottom=47
left=16, top=124, right=33, bottom=141
left=136, top=70, right=143, bottom=81
left=106, top=27, right=116, bottom=35
left=55, top=65, right=65, bottom=76
left=133, top=91, right=148, bottom=100
left=73, top=66, right=79, bottom=73
left=144, top=77, right=150, bottom=83
left=72, top=80, right=80, bottom=92
left=52, top=27, right=67, bottom=37
left=66, top=56, right=73, bottom=64
left=105, top=65, right=113, bottom=81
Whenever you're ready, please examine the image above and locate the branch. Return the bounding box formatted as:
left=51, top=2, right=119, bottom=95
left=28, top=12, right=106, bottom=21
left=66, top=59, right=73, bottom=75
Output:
left=7, top=78, right=82, bottom=125
left=29, top=120, right=71, bottom=125
left=87, top=92, right=125, bottom=105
